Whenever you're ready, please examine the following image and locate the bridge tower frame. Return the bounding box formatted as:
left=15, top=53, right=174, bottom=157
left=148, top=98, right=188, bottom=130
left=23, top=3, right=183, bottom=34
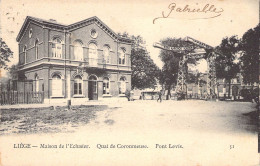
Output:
left=153, top=37, right=222, bottom=99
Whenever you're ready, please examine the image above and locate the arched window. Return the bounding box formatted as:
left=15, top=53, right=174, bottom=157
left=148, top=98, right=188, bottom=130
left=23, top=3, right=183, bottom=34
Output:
left=74, top=75, right=83, bottom=95
left=74, top=41, right=83, bottom=61
left=35, top=39, right=39, bottom=60
left=88, top=43, right=98, bottom=66
left=119, top=48, right=125, bottom=65
left=35, top=75, right=39, bottom=92
left=52, top=38, right=62, bottom=58
left=29, top=28, right=33, bottom=38
left=103, top=46, right=110, bottom=64
left=23, top=45, right=27, bottom=64
left=119, top=77, right=126, bottom=94
left=103, top=77, right=110, bottom=94
left=52, top=74, right=62, bottom=97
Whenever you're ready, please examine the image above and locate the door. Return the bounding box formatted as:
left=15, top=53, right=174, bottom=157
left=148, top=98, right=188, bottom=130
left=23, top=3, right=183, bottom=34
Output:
left=88, top=81, right=98, bottom=100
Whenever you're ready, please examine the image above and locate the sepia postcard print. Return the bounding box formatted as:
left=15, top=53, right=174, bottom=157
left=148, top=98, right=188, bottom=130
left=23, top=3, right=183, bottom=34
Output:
left=0, top=0, right=259, bottom=165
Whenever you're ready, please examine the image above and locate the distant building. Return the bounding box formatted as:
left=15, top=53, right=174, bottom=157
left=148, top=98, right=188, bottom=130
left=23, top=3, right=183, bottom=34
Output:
left=16, top=16, right=132, bottom=103
left=217, top=73, right=258, bottom=98
left=185, top=72, right=257, bottom=99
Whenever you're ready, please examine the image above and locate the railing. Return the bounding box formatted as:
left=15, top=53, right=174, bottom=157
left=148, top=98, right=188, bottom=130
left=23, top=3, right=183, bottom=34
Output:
left=0, top=91, right=44, bottom=105
left=85, top=58, right=106, bottom=68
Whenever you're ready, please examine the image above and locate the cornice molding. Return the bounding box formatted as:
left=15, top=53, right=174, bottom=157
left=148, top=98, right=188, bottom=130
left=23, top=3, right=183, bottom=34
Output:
left=17, top=16, right=133, bottom=44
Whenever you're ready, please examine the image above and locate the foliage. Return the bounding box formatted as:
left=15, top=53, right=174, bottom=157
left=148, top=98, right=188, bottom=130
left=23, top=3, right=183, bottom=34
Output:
left=240, top=88, right=259, bottom=102
left=239, top=24, right=259, bottom=84
left=158, top=38, right=197, bottom=96
left=186, top=72, right=197, bottom=84
left=121, top=33, right=161, bottom=90
left=0, top=76, right=10, bottom=91
left=215, top=36, right=240, bottom=97
left=7, top=64, right=19, bottom=80
left=0, top=38, right=13, bottom=70
left=186, top=72, right=206, bottom=86
left=131, top=48, right=160, bottom=89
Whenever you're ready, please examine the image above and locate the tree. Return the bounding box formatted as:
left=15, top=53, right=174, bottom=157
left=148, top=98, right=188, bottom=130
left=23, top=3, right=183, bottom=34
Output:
left=8, top=64, right=19, bottom=80
left=0, top=64, right=19, bottom=92
left=0, top=38, right=13, bottom=70
left=215, top=36, right=240, bottom=98
left=120, top=33, right=161, bottom=90
left=131, top=45, right=160, bottom=90
left=158, top=38, right=196, bottom=99
left=239, top=24, right=259, bottom=85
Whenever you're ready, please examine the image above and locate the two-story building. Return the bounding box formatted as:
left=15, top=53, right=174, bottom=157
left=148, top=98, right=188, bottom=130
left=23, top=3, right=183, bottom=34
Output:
left=16, top=16, right=132, bottom=103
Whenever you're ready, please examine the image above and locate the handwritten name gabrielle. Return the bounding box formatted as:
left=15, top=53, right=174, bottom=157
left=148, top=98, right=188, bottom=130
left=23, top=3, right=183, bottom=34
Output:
left=153, top=3, right=224, bottom=24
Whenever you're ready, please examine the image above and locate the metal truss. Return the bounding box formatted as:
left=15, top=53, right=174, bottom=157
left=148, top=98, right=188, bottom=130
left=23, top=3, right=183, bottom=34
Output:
left=206, top=52, right=217, bottom=99
left=176, top=55, right=188, bottom=93
left=153, top=36, right=219, bottom=99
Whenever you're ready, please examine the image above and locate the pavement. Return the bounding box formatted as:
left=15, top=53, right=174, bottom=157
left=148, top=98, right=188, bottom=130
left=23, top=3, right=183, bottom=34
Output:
left=0, top=97, right=129, bottom=109
left=0, top=100, right=258, bottom=166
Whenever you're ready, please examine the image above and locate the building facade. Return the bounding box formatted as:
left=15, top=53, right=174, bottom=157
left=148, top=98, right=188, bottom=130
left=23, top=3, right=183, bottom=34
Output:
left=185, top=72, right=257, bottom=99
left=16, top=16, right=132, bottom=103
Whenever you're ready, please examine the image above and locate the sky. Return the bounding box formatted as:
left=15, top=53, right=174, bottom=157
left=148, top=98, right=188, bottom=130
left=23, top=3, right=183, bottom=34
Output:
left=0, top=0, right=258, bottom=76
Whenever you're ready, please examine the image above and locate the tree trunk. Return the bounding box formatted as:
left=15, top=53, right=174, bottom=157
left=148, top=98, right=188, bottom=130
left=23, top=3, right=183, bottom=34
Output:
left=228, top=79, right=231, bottom=98
left=166, top=85, right=171, bottom=100
left=197, top=82, right=200, bottom=99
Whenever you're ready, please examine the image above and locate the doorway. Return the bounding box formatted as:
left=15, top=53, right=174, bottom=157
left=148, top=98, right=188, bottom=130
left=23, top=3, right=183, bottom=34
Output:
left=88, top=75, right=98, bottom=100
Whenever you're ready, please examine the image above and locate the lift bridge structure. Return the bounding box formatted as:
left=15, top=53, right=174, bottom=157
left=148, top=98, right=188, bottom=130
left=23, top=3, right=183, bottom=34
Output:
left=153, top=37, right=223, bottom=99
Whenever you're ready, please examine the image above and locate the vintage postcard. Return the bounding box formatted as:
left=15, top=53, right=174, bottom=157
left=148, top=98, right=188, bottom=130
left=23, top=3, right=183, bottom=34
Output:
left=0, top=0, right=259, bottom=165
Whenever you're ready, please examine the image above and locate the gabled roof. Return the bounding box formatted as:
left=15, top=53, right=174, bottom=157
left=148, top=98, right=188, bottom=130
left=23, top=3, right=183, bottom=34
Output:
left=16, top=16, right=133, bottom=44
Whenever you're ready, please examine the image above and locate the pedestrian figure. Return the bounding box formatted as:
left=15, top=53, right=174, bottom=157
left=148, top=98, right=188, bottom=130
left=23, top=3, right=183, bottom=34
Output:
left=157, top=90, right=162, bottom=102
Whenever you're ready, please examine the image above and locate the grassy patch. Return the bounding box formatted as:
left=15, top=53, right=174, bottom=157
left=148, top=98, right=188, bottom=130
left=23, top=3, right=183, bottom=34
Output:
left=0, top=105, right=108, bottom=135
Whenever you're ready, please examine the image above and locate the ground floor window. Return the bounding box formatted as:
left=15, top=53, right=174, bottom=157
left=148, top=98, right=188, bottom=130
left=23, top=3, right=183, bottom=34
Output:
left=119, top=77, right=126, bottom=94
left=74, top=75, right=83, bottom=95
left=52, top=74, right=62, bottom=96
left=103, top=77, right=110, bottom=94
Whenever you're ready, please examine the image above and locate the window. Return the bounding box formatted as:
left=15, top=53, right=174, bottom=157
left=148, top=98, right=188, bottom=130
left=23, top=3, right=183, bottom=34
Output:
left=103, top=77, right=110, bottom=94
left=52, top=38, right=62, bottom=58
left=119, top=77, right=126, bottom=94
left=74, top=41, right=83, bottom=61
left=23, top=46, right=27, bottom=64
left=103, top=46, right=110, bottom=64
left=74, top=75, right=83, bottom=95
left=89, top=43, right=98, bottom=66
left=29, top=28, right=33, bottom=38
left=35, top=39, right=39, bottom=60
left=90, top=29, right=98, bottom=38
left=52, top=74, right=62, bottom=97
left=119, top=48, right=125, bottom=65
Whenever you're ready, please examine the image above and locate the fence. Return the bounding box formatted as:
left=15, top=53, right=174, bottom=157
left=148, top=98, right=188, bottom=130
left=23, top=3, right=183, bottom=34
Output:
left=0, top=91, right=44, bottom=105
